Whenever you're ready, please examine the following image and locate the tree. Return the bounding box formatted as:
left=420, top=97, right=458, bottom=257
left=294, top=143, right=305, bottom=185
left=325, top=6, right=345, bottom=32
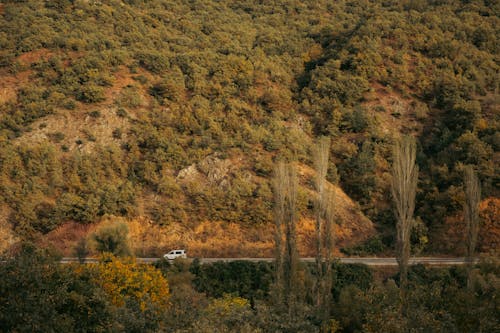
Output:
left=273, top=160, right=299, bottom=314
left=0, top=244, right=114, bottom=333
left=463, top=165, right=480, bottom=289
left=74, top=237, right=89, bottom=264
left=92, top=219, right=132, bottom=257
left=93, top=254, right=170, bottom=310
left=478, top=198, right=500, bottom=253
left=273, top=161, right=286, bottom=304
left=314, top=137, right=328, bottom=307
left=391, top=135, right=418, bottom=313
left=199, top=294, right=253, bottom=332
left=322, top=188, right=336, bottom=319
left=313, top=136, right=336, bottom=328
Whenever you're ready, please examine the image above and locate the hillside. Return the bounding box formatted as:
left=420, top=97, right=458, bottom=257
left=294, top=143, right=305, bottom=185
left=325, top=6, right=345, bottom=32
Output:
left=0, top=0, right=498, bottom=256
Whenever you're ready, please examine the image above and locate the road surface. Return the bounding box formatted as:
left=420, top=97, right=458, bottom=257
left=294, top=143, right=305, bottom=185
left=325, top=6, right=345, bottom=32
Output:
left=60, top=257, right=478, bottom=266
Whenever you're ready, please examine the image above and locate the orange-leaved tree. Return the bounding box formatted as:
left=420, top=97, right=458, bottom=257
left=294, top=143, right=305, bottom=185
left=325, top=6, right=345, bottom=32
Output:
left=478, top=198, right=499, bottom=254
left=92, top=254, right=170, bottom=312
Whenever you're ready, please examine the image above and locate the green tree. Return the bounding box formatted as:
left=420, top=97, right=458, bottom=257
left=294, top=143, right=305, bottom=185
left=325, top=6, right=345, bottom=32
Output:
left=0, top=244, right=114, bottom=333
left=92, top=219, right=132, bottom=256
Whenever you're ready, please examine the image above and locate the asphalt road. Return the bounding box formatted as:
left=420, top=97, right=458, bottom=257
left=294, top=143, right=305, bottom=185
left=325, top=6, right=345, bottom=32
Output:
left=60, top=257, right=477, bottom=266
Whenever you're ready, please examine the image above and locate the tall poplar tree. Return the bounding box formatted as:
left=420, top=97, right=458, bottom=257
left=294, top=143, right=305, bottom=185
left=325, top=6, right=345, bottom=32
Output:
left=391, top=136, right=418, bottom=313
left=464, top=165, right=481, bottom=290
left=313, top=136, right=336, bottom=329
left=273, top=161, right=299, bottom=314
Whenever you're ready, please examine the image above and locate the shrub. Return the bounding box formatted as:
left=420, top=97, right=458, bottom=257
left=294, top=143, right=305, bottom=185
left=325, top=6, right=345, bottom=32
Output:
left=132, top=75, right=148, bottom=84
left=116, top=107, right=128, bottom=117
left=112, top=128, right=122, bottom=139
left=88, top=110, right=101, bottom=118
left=48, top=131, right=65, bottom=143
left=190, top=260, right=273, bottom=300
left=135, top=51, right=170, bottom=74
left=76, top=84, right=105, bottom=103
left=92, top=220, right=132, bottom=257
left=117, top=86, right=143, bottom=108
left=341, top=236, right=386, bottom=256
left=331, top=262, right=373, bottom=300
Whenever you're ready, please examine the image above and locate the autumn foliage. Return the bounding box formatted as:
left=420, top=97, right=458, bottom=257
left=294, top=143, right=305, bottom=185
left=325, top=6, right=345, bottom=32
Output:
left=92, top=254, right=170, bottom=312
left=479, top=198, right=500, bottom=254
left=436, top=198, right=500, bottom=255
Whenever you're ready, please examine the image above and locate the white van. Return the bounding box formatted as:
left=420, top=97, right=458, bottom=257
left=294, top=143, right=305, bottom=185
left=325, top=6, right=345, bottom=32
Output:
left=163, top=249, right=187, bottom=260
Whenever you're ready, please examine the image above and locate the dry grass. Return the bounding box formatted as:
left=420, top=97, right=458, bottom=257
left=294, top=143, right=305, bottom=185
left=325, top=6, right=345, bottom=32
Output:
left=126, top=211, right=372, bottom=258
left=0, top=205, right=19, bottom=255
left=17, top=49, right=53, bottom=67
left=0, top=87, right=15, bottom=106
left=297, top=164, right=376, bottom=246
left=0, top=69, right=32, bottom=106
left=127, top=218, right=275, bottom=258
left=40, top=209, right=374, bottom=258
left=38, top=221, right=97, bottom=256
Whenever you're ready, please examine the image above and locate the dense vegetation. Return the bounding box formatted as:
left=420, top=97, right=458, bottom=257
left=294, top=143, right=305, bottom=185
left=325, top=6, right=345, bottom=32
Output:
left=0, top=1, right=497, bottom=331
left=0, top=246, right=171, bottom=332
left=1, top=247, right=498, bottom=332
left=0, top=0, right=498, bottom=254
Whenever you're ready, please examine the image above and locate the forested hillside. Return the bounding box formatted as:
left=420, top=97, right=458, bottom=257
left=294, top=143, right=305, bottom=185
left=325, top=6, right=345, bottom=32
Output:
left=0, top=0, right=498, bottom=256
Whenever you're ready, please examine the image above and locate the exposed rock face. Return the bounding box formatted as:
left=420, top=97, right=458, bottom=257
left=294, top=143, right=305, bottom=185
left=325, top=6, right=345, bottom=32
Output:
left=176, top=164, right=201, bottom=182
left=176, top=154, right=237, bottom=188
left=198, top=155, right=233, bottom=185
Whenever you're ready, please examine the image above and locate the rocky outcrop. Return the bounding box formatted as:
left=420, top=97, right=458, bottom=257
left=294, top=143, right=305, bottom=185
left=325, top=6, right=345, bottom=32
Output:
left=176, top=154, right=238, bottom=188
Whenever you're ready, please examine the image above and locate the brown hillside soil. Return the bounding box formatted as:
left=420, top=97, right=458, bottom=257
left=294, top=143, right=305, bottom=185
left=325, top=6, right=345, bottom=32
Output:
left=0, top=51, right=69, bottom=106
left=17, top=49, right=54, bottom=67
left=0, top=70, right=32, bottom=106
left=0, top=205, right=18, bottom=255
left=103, top=66, right=142, bottom=102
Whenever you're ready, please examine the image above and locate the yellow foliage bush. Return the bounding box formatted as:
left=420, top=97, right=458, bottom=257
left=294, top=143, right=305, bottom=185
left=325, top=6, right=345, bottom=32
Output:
left=205, top=294, right=250, bottom=317
left=93, top=254, right=170, bottom=312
